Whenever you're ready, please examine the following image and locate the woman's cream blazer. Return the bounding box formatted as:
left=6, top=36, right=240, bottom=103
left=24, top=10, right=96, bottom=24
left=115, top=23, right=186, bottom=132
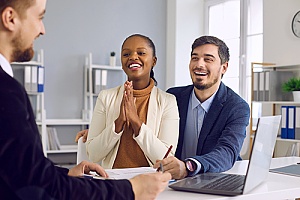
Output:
left=86, top=84, right=179, bottom=169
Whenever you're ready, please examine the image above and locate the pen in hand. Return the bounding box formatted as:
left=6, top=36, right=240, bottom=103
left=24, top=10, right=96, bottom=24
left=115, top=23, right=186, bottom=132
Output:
left=156, top=145, right=173, bottom=172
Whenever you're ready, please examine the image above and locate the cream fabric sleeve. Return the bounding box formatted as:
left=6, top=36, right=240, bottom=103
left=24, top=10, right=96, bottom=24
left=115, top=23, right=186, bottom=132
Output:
left=86, top=87, right=123, bottom=163
left=133, top=89, right=179, bottom=165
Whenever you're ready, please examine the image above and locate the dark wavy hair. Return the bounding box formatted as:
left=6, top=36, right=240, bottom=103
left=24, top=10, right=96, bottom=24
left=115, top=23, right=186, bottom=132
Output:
left=191, top=35, right=230, bottom=64
left=122, top=34, right=157, bottom=86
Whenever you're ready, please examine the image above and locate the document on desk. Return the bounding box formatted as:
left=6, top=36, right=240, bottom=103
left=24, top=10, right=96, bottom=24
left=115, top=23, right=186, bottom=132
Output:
left=270, top=164, right=300, bottom=177
left=90, top=167, right=156, bottom=180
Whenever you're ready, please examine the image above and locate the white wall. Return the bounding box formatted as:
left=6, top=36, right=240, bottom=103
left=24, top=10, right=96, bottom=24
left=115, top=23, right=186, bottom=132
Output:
left=35, top=0, right=167, bottom=119
left=262, top=1, right=300, bottom=113
left=166, top=0, right=205, bottom=89
left=263, top=0, right=300, bottom=65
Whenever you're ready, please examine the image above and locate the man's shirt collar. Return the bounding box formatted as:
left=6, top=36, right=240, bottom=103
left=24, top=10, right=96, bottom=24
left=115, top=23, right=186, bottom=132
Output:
left=0, top=53, right=13, bottom=77
left=191, top=88, right=217, bottom=112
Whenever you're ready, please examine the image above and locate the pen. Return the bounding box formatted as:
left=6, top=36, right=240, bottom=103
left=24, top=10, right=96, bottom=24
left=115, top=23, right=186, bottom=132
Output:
left=159, top=163, right=164, bottom=172
left=156, top=145, right=173, bottom=172
left=81, top=174, right=94, bottom=179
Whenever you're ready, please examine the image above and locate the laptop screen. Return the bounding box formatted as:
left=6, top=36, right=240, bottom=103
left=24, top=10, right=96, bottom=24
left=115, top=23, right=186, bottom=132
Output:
left=243, top=115, right=281, bottom=194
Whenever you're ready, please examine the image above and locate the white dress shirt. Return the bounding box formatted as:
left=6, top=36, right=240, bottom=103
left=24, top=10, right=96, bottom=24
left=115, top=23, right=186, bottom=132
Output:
left=0, top=53, right=13, bottom=77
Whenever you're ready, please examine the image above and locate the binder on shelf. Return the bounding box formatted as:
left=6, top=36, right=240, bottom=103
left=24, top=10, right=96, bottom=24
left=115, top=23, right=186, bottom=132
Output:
left=264, top=71, right=270, bottom=101
left=37, top=65, right=44, bottom=92
left=93, top=69, right=101, bottom=94
left=287, top=106, right=296, bottom=139
left=24, top=66, right=31, bottom=92
left=258, top=72, right=264, bottom=101
left=295, top=107, right=300, bottom=140
left=253, top=72, right=259, bottom=101
left=101, top=70, right=107, bottom=90
left=52, top=127, right=61, bottom=150
left=281, top=106, right=288, bottom=139
left=47, top=127, right=54, bottom=150
left=264, top=71, right=294, bottom=101
left=31, top=66, right=38, bottom=92
left=47, top=127, right=61, bottom=150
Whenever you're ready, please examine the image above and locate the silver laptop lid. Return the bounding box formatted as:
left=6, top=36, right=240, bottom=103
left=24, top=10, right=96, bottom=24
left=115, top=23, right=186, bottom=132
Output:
left=243, top=115, right=281, bottom=194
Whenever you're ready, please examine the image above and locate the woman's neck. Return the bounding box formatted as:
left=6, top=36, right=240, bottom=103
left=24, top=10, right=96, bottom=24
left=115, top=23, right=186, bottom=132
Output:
left=131, top=78, right=151, bottom=90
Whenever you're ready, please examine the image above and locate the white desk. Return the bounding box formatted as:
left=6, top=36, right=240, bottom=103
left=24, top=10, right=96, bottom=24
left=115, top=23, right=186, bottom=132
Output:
left=157, top=157, right=300, bottom=200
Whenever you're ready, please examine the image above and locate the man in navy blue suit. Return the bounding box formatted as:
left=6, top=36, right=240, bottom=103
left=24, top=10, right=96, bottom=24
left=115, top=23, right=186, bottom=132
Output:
left=154, top=36, right=250, bottom=180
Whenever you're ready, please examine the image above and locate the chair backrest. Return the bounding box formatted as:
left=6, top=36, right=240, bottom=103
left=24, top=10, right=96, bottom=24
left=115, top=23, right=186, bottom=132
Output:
left=240, top=125, right=251, bottom=159
left=77, top=137, right=90, bottom=164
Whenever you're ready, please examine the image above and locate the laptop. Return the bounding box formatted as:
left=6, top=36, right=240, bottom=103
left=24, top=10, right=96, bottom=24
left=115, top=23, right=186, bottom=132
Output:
left=169, top=115, right=281, bottom=196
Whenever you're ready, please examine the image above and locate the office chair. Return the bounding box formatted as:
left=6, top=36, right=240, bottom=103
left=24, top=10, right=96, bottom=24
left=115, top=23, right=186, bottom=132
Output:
left=76, top=137, right=90, bottom=164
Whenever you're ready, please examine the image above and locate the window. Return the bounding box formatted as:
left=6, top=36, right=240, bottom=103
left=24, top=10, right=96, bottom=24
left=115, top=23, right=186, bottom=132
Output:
left=205, top=0, right=263, bottom=105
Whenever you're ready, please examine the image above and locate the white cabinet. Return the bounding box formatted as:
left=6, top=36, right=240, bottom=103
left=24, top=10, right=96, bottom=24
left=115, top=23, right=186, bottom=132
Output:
left=250, top=62, right=300, bottom=157
left=83, top=53, right=125, bottom=121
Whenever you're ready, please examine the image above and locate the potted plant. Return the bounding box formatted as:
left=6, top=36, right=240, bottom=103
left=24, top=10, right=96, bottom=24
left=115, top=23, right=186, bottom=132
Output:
left=110, top=51, right=116, bottom=67
left=282, top=77, right=300, bottom=101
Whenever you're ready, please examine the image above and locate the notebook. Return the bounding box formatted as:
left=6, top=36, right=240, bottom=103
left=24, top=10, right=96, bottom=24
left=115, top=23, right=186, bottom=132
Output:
left=169, top=115, right=281, bottom=196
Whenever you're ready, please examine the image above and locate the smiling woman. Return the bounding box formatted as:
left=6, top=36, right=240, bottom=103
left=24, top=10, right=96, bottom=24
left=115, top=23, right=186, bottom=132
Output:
left=121, top=34, right=157, bottom=88
left=82, top=34, right=180, bottom=169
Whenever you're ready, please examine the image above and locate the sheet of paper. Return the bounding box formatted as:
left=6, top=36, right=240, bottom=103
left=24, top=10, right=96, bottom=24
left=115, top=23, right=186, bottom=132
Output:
left=89, top=167, right=156, bottom=180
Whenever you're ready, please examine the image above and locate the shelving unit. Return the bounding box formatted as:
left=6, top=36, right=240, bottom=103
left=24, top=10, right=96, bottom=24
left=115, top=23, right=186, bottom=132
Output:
left=250, top=62, right=300, bottom=157
left=11, top=50, right=47, bottom=155
left=12, top=52, right=126, bottom=164
left=12, top=51, right=89, bottom=161
left=44, top=119, right=89, bottom=156
left=83, top=53, right=125, bottom=121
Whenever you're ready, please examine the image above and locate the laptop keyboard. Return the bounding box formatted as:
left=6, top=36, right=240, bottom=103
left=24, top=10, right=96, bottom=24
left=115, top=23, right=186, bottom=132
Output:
left=201, top=174, right=245, bottom=191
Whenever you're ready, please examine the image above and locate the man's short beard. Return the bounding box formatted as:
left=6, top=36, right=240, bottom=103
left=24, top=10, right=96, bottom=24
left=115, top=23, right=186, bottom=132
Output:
left=11, top=33, right=34, bottom=62
left=193, top=77, right=218, bottom=91
left=12, top=48, right=34, bottom=63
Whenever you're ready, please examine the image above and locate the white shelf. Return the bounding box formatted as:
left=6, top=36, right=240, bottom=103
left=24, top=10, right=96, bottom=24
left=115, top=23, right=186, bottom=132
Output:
left=46, top=149, right=77, bottom=153
left=84, top=53, right=126, bottom=122
left=46, top=145, right=78, bottom=154
left=252, top=101, right=300, bottom=104
left=27, top=91, right=43, bottom=96
left=253, top=64, right=300, bottom=69
left=11, top=61, right=43, bottom=66
left=45, top=119, right=90, bottom=125
left=85, top=93, right=99, bottom=97
left=276, top=137, right=300, bottom=143
left=251, top=135, right=300, bottom=143
left=91, top=64, right=122, bottom=70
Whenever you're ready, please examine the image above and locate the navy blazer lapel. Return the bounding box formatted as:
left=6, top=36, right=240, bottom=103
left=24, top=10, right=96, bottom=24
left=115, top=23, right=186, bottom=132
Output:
left=197, top=82, right=227, bottom=154
left=175, top=85, right=194, bottom=158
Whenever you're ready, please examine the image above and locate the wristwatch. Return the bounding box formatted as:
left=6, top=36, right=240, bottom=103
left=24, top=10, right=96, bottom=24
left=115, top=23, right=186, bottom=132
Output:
left=185, top=160, right=195, bottom=173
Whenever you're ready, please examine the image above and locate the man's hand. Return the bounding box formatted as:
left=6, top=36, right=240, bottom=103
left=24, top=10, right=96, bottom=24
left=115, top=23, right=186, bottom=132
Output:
left=153, top=156, right=188, bottom=180
left=129, top=172, right=171, bottom=200
left=68, top=161, right=108, bottom=178
left=75, top=129, right=88, bottom=143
